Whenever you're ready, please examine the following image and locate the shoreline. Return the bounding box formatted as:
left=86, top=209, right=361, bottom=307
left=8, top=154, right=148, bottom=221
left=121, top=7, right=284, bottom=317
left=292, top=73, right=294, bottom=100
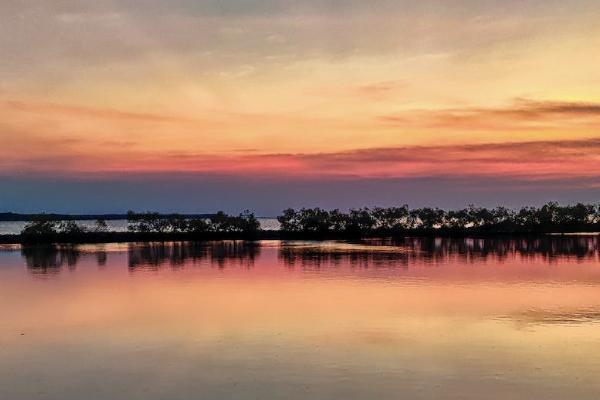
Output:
left=0, top=213, right=219, bottom=222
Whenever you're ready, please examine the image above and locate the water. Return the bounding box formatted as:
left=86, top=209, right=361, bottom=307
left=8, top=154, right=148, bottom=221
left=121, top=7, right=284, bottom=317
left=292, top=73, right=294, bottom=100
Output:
left=1, top=237, right=600, bottom=399
left=0, top=218, right=280, bottom=234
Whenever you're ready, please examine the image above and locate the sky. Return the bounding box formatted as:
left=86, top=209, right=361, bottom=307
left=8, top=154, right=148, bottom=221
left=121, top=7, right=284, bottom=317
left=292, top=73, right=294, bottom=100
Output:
left=1, top=0, right=599, bottom=214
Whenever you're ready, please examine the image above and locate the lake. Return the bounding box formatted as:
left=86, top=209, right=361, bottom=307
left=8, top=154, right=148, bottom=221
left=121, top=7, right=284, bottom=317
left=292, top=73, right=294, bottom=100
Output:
left=1, top=237, right=600, bottom=399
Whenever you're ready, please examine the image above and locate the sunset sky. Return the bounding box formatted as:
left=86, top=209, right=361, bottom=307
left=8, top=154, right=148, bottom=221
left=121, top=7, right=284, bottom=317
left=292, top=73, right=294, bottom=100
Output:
left=1, top=0, right=599, bottom=214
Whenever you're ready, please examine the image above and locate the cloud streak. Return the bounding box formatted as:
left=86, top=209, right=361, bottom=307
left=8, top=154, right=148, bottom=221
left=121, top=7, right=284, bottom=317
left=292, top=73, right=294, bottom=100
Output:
left=3, top=101, right=194, bottom=124
left=380, top=99, right=600, bottom=131
left=3, top=137, right=599, bottom=186
left=160, top=137, right=600, bottom=181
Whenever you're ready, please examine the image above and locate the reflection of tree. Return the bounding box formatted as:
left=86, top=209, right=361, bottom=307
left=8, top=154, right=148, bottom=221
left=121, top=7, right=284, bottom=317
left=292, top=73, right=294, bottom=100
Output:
left=278, top=237, right=600, bottom=268
left=279, top=245, right=410, bottom=269
left=20, top=236, right=599, bottom=275
left=21, top=241, right=262, bottom=275
left=22, top=245, right=81, bottom=275
left=96, top=250, right=108, bottom=266
left=405, top=236, right=600, bottom=263
left=127, top=241, right=261, bottom=270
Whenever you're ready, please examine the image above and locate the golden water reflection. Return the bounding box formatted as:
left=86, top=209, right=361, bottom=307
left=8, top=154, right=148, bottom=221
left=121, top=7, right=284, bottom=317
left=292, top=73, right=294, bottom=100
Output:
left=1, top=238, right=600, bottom=399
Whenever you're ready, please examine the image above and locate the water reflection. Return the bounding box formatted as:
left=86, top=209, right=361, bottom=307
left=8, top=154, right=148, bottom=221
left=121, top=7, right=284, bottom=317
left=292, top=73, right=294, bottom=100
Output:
left=128, top=241, right=260, bottom=270
left=96, top=249, right=107, bottom=266
left=18, top=241, right=261, bottom=274
left=509, top=309, right=600, bottom=327
left=16, top=236, right=600, bottom=275
left=279, top=236, right=600, bottom=268
left=3, top=237, right=600, bottom=400
left=21, top=245, right=83, bottom=275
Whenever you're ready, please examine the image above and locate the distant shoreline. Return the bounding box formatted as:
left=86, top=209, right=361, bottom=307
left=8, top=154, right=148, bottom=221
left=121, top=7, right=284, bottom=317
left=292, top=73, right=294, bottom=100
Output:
left=0, top=213, right=217, bottom=222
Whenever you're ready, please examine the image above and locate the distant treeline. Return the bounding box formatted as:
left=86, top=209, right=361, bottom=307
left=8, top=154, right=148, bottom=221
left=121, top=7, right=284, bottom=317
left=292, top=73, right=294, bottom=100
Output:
left=125, top=211, right=259, bottom=234
left=16, top=211, right=260, bottom=243
left=277, top=202, right=600, bottom=235
left=0, top=212, right=214, bottom=221
left=5, top=202, right=600, bottom=244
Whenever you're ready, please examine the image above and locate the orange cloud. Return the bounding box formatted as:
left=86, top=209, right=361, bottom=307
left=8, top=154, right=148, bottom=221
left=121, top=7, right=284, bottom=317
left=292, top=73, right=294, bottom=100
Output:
left=2, top=100, right=196, bottom=124
left=3, top=137, right=599, bottom=185
left=2, top=97, right=599, bottom=184
left=311, top=80, right=407, bottom=101
left=165, top=138, right=599, bottom=180
left=379, top=99, right=600, bottom=131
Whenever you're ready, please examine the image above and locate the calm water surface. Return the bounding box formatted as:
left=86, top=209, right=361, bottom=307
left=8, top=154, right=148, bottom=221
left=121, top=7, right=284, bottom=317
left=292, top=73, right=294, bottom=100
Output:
left=1, top=237, right=600, bottom=399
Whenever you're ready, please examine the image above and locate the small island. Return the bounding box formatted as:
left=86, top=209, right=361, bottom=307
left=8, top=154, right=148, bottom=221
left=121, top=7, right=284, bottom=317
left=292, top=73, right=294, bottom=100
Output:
left=1, top=202, right=599, bottom=244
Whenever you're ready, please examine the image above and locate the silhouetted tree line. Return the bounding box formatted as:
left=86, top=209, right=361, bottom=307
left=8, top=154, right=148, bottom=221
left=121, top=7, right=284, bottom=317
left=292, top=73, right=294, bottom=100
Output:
left=17, top=211, right=260, bottom=242
left=11, top=202, right=600, bottom=243
left=126, top=210, right=260, bottom=234
left=20, top=216, right=108, bottom=238
left=278, top=202, right=600, bottom=236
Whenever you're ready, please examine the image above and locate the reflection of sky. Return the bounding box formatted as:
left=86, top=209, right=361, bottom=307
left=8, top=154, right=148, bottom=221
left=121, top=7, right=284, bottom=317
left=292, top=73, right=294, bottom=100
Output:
left=2, top=240, right=600, bottom=398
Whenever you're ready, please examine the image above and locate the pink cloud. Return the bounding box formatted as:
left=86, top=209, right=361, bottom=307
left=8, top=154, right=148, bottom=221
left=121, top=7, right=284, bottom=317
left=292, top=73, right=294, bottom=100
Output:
left=5, top=137, right=599, bottom=185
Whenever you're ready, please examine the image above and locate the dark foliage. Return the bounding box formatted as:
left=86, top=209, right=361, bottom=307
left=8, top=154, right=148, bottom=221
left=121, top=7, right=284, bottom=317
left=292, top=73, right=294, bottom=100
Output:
left=21, top=217, right=58, bottom=237
left=277, top=202, right=600, bottom=236
left=126, top=210, right=260, bottom=236
left=11, top=203, right=600, bottom=244
left=94, top=219, right=109, bottom=233
left=15, top=210, right=262, bottom=244
left=20, top=214, right=91, bottom=243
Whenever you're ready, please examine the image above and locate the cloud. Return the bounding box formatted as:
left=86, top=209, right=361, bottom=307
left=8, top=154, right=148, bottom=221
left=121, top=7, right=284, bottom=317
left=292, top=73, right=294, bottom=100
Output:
left=514, top=99, right=600, bottom=115
left=4, top=136, right=599, bottom=184
left=308, top=80, right=407, bottom=101
left=379, top=99, right=600, bottom=131
left=3, top=101, right=194, bottom=124
left=279, top=137, right=600, bottom=180
left=0, top=1, right=558, bottom=19
left=3, top=0, right=591, bottom=83
left=2, top=96, right=599, bottom=183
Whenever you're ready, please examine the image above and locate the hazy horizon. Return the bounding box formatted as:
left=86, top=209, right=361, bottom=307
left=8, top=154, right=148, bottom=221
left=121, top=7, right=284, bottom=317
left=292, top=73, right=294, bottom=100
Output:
left=2, top=174, right=599, bottom=215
